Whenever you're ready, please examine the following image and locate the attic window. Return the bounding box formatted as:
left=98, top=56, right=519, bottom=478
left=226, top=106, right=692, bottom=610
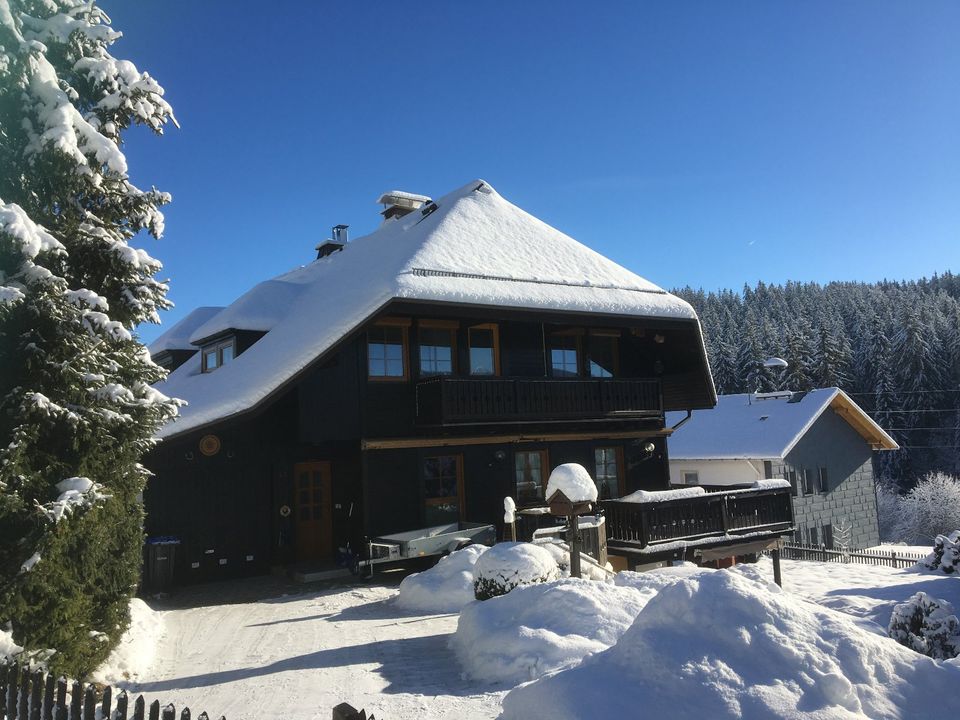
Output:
left=202, top=338, right=235, bottom=373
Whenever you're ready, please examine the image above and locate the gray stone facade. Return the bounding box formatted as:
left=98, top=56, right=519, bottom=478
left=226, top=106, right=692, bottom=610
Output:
left=768, top=408, right=881, bottom=549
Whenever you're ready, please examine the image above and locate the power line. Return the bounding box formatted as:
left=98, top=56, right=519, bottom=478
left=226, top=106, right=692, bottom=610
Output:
left=849, top=389, right=960, bottom=395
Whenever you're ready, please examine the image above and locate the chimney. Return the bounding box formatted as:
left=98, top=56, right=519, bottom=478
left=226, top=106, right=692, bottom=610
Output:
left=315, top=224, right=349, bottom=259
left=377, top=190, right=431, bottom=223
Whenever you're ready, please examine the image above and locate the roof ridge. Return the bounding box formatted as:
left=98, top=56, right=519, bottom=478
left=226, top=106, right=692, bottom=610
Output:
left=405, top=267, right=668, bottom=295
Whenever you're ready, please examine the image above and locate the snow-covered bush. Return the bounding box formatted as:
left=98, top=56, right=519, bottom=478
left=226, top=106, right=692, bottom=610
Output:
left=502, top=570, right=960, bottom=719
left=473, top=542, right=560, bottom=600
left=923, top=531, right=960, bottom=575
left=883, top=473, right=960, bottom=544
left=396, top=545, right=488, bottom=613
left=888, top=592, right=960, bottom=660
left=452, top=578, right=648, bottom=683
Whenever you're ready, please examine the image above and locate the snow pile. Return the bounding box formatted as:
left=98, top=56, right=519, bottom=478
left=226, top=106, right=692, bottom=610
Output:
left=92, top=599, right=164, bottom=684
left=502, top=569, right=960, bottom=719
left=396, top=545, right=488, bottom=613
left=473, top=542, right=560, bottom=600
left=0, top=626, right=23, bottom=661
left=451, top=579, right=648, bottom=684
left=924, top=530, right=960, bottom=574
left=613, top=563, right=709, bottom=600
left=752, top=478, right=791, bottom=490
left=621, top=486, right=705, bottom=503
left=545, top=463, right=598, bottom=504
left=888, top=592, right=960, bottom=660
left=534, top=540, right=610, bottom=581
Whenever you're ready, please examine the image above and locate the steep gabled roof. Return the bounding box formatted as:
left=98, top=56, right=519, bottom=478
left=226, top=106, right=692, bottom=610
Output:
left=154, top=179, right=710, bottom=439
left=666, top=388, right=898, bottom=460
left=148, top=306, right=224, bottom=355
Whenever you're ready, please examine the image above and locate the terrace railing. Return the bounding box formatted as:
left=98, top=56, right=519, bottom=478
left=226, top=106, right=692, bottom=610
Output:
left=415, top=377, right=662, bottom=425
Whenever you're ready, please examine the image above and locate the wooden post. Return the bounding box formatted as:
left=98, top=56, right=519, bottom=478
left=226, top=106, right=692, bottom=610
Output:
left=569, top=513, right=581, bottom=579
left=771, top=548, right=783, bottom=588
left=54, top=678, right=67, bottom=720
left=43, top=673, right=54, bottom=720
left=30, top=669, right=42, bottom=720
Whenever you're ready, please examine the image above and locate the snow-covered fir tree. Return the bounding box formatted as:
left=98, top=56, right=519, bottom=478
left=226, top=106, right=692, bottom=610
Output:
left=0, top=0, right=179, bottom=676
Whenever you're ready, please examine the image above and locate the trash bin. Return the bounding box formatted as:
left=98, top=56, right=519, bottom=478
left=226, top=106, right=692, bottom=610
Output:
left=145, top=536, right=180, bottom=591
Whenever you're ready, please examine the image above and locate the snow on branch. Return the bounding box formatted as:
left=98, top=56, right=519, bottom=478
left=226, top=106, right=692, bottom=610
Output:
left=35, top=476, right=107, bottom=524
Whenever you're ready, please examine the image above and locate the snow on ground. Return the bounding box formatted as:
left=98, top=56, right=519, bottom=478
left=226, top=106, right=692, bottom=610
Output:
left=502, top=569, right=960, bottom=720
left=396, top=545, right=488, bottom=613
left=93, top=598, right=164, bottom=684
left=863, top=544, right=932, bottom=556
left=99, top=557, right=960, bottom=720
left=451, top=578, right=648, bottom=684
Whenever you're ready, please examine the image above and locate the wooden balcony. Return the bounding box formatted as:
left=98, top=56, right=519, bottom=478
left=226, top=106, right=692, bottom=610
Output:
left=415, top=377, right=662, bottom=425
left=599, top=485, right=794, bottom=558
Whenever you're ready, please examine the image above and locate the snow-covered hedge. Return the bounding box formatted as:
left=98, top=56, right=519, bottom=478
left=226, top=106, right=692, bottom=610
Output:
left=452, top=578, right=648, bottom=683
left=879, top=473, right=960, bottom=544
left=473, top=542, right=560, bottom=600
left=923, top=530, right=960, bottom=574
left=888, top=591, right=960, bottom=660
left=396, top=545, right=488, bottom=613
left=502, top=569, right=960, bottom=719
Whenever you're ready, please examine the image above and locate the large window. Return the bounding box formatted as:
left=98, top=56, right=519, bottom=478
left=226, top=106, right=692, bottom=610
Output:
left=594, top=447, right=623, bottom=499
left=468, top=324, right=499, bottom=376
left=549, top=333, right=580, bottom=377
left=515, top=450, right=548, bottom=505
left=424, top=455, right=463, bottom=525
left=418, top=323, right=456, bottom=376
left=368, top=321, right=408, bottom=379
left=587, top=332, right=618, bottom=378
left=201, top=338, right=236, bottom=373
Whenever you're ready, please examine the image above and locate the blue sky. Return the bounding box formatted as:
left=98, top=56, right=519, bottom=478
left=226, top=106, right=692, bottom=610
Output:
left=107, top=2, right=960, bottom=343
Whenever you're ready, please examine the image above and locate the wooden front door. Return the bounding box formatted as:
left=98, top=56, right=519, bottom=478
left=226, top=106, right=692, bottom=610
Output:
left=294, top=461, right=333, bottom=562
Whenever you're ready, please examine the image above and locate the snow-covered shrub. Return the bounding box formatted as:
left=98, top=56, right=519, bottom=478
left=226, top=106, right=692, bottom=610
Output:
left=923, top=531, right=960, bottom=575
left=452, top=578, right=648, bottom=683
left=888, top=592, right=960, bottom=660
left=886, top=473, right=960, bottom=544
left=473, top=542, right=560, bottom=600
left=396, top=545, right=488, bottom=613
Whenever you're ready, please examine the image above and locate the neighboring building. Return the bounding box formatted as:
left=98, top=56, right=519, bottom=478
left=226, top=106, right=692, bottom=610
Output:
left=666, top=388, right=898, bottom=549
left=144, top=179, right=721, bottom=584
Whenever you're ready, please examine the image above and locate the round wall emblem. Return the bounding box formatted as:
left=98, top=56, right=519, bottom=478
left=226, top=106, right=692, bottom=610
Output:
left=199, top=434, right=221, bottom=456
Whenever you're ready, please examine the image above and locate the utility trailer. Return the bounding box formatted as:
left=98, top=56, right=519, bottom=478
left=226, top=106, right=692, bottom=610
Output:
left=358, top=521, right=496, bottom=576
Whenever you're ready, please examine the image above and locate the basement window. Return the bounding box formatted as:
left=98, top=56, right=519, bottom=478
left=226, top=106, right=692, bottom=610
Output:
left=201, top=338, right=236, bottom=373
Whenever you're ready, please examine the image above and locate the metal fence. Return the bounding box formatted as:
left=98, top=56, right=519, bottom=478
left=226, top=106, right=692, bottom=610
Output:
left=778, top=542, right=927, bottom=569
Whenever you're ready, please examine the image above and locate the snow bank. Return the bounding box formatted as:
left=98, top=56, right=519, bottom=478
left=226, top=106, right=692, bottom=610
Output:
left=92, top=599, right=164, bottom=684
left=451, top=579, right=648, bottom=684
left=396, top=545, right=488, bottom=613
left=545, top=463, right=597, bottom=504
left=473, top=542, right=560, bottom=600
left=502, top=569, right=960, bottom=720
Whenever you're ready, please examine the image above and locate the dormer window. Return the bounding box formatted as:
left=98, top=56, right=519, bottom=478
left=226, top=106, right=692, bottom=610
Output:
left=202, top=338, right=236, bottom=373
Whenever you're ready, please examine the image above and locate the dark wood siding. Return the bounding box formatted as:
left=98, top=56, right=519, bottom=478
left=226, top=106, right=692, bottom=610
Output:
left=298, top=340, right=361, bottom=442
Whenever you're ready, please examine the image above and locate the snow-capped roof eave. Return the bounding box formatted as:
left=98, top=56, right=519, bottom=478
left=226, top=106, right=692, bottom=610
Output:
left=153, top=179, right=711, bottom=442
left=669, top=388, right=898, bottom=461
left=148, top=306, right=225, bottom=355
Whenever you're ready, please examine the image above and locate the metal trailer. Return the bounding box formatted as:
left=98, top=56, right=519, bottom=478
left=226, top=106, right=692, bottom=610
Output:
left=360, top=521, right=496, bottom=575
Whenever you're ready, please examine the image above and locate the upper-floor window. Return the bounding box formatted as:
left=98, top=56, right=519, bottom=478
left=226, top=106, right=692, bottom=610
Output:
left=803, top=468, right=816, bottom=495
left=368, top=320, right=409, bottom=380
left=418, top=321, right=457, bottom=377
left=549, top=332, right=580, bottom=377
left=817, top=467, right=829, bottom=493
left=201, top=338, right=235, bottom=373
left=468, top=323, right=499, bottom=376
left=587, top=331, right=618, bottom=378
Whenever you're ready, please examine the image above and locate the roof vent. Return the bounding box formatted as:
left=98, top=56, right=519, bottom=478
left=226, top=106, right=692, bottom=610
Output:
left=377, top=190, right=431, bottom=223
left=315, top=224, right=349, bottom=259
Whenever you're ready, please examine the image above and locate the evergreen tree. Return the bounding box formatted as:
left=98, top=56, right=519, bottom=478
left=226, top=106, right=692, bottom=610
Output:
left=811, top=323, right=851, bottom=388
left=782, top=319, right=814, bottom=391
left=0, top=1, right=178, bottom=676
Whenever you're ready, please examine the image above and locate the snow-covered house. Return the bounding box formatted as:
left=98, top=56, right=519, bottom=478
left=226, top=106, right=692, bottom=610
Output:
left=144, top=179, right=784, bottom=583
left=666, top=388, right=898, bottom=549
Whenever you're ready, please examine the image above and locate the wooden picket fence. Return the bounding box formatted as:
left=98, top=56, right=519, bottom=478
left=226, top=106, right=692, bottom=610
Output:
left=1, top=663, right=224, bottom=720
left=779, top=542, right=927, bottom=569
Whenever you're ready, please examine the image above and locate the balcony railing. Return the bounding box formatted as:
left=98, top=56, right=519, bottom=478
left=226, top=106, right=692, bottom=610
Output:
left=599, top=485, right=794, bottom=552
left=415, top=377, right=662, bottom=425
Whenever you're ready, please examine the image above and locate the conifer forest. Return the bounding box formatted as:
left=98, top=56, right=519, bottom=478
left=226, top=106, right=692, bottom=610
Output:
left=676, top=272, right=960, bottom=489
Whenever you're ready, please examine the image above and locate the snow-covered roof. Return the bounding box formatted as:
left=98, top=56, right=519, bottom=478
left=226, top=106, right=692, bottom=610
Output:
left=155, top=179, right=703, bottom=439
left=666, top=388, right=898, bottom=460
left=147, top=306, right=224, bottom=355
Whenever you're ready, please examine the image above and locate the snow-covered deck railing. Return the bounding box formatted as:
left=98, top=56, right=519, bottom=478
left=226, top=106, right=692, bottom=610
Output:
left=600, top=484, right=794, bottom=554
left=415, top=377, right=662, bottom=425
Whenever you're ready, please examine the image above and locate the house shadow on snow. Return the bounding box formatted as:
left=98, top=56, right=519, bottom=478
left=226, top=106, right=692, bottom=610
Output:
left=130, top=633, right=490, bottom=698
